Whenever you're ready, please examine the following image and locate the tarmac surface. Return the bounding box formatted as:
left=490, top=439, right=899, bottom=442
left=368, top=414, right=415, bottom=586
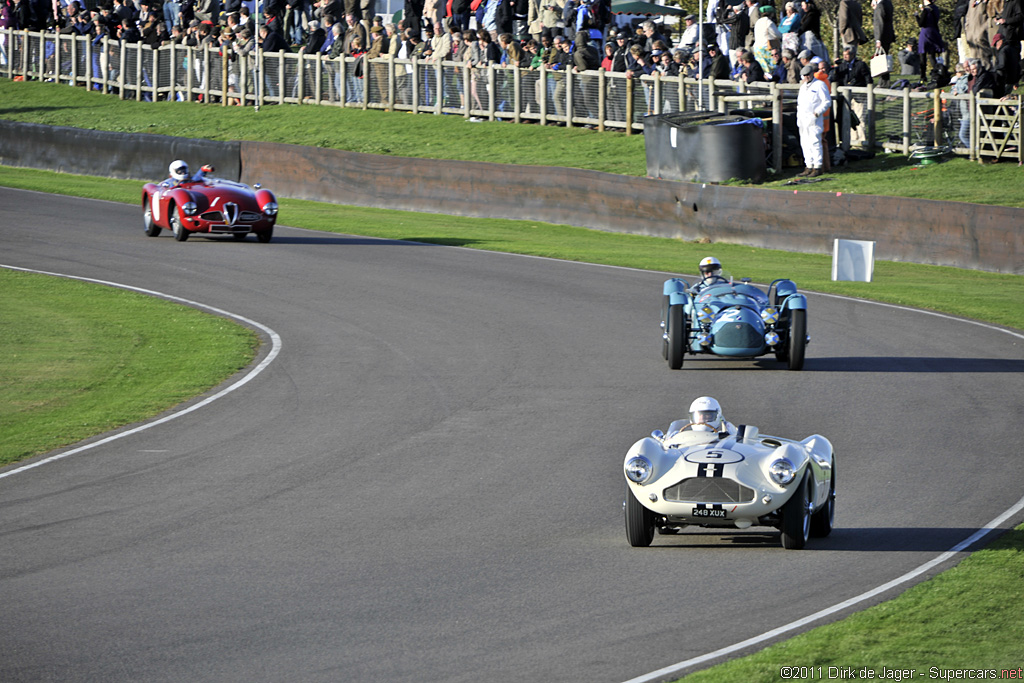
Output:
left=2, top=187, right=1023, bottom=683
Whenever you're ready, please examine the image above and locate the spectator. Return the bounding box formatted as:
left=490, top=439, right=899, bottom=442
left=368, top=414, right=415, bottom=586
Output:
left=796, top=62, right=830, bottom=177
left=797, top=0, right=820, bottom=40
left=743, top=0, right=758, bottom=49
left=528, top=0, right=564, bottom=41
left=897, top=37, right=920, bottom=81
left=833, top=44, right=869, bottom=86
left=707, top=42, right=730, bottom=80
left=992, top=32, right=1021, bottom=93
left=740, top=49, right=765, bottom=82
left=778, top=1, right=801, bottom=33
left=679, top=14, right=699, bottom=51
left=950, top=60, right=971, bottom=147
left=962, top=0, right=993, bottom=66
left=723, top=2, right=748, bottom=67
left=871, top=0, right=893, bottom=54
left=753, top=5, right=781, bottom=73
left=838, top=0, right=867, bottom=49
left=968, top=55, right=998, bottom=96
left=995, top=0, right=1023, bottom=46
left=915, top=0, right=945, bottom=83
left=769, top=45, right=786, bottom=81
left=638, top=19, right=666, bottom=53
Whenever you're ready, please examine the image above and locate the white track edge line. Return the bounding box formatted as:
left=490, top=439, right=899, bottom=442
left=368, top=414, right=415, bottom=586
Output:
left=622, top=493, right=1024, bottom=683
left=0, top=264, right=282, bottom=480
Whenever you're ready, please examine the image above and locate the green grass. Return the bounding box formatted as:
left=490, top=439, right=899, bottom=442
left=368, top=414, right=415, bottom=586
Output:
left=677, top=524, right=1024, bottom=682
left=2, top=164, right=1022, bottom=332
left=3, top=77, right=1024, bottom=680
left=4, top=78, right=1024, bottom=207
left=0, top=268, right=257, bottom=467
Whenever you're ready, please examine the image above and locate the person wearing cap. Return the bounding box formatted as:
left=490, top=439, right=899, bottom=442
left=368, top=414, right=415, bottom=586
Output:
left=679, top=13, right=700, bottom=52
left=796, top=61, right=831, bottom=177
left=707, top=42, right=730, bottom=80
left=897, top=37, right=920, bottom=79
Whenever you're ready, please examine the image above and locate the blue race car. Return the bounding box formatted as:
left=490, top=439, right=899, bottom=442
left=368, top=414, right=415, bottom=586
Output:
left=660, top=273, right=808, bottom=370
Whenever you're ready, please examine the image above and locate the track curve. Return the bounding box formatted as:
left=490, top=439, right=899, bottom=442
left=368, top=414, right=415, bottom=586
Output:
left=2, top=188, right=1023, bottom=683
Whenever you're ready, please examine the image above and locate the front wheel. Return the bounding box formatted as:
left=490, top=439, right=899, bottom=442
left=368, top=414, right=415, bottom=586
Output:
left=170, top=207, right=189, bottom=242
left=143, top=199, right=161, bottom=237
left=787, top=309, right=806, bottom=371
left=625, top=485, right=656, bottom=547
left=810, top=456, right=836, bottom=538
left=256, top=226, right=273, bottom=243
left=780, top=471, right=811, bottom=549
left=666, top=304, right=686, bottom=370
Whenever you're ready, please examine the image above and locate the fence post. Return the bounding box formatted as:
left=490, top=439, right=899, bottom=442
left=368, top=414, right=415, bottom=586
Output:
left=772, top=82, right=782, bottom=173
left=933, top=87, right=941, bottom=146
left=866, top=81, right=875, bottom=149
left=597, top=68, right=606, bottom=131
left=902, top=86, right=910, bottom=155
left=625, top=75, right=633, bottom=134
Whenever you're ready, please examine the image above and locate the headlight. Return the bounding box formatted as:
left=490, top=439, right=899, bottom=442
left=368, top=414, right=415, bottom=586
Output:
left=181, top=201, right=198, bottom=216
left=698, top=332, right=713, bottom=346
left=262, top=201, right=279, bottom=217
left=764, top=331, right=780, bottom=346
left=769, top=458, right=795, bottom=485
left=760, top=307, right=780, bottom=325
left=696, top=306, right=714, bottom=324
left=625, top=457, right=653, bottom=484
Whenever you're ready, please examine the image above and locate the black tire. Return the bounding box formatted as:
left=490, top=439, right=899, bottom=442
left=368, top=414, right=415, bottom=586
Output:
left=780, top=471, right=811, bottom=549
left=256, top=226, right=273, bottom=244
left=666, top=304, right=686, bottom=370
left=143, top=199, right=161, bottom=237
left=625, top=484, right=656, bottom=547
left=170, top=207, right=189, bottom=242
left=232, top=232, right=248, bottom=241
left=810, top=456, right=836, bottom=538
left=787, top=308, right=806, bottom=371
left=661, top=295, right=670, bottom=360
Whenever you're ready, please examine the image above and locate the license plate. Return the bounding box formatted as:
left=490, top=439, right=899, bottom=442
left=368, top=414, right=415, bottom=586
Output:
left=691, top=508, right=726, bottom=518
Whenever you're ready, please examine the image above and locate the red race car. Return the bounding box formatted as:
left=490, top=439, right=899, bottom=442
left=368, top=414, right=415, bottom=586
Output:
left=143, top=161, right=279, bottom=243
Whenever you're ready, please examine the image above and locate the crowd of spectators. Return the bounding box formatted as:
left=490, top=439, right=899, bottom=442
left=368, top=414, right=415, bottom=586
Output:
left=1, top=0, right=1020, bottom=103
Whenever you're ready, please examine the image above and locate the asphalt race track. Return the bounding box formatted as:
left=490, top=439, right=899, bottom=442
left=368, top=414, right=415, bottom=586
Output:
left=2, top=187, right=1023, bottom=683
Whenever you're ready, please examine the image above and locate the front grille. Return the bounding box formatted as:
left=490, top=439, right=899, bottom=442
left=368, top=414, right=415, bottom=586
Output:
left=198, top=211, right=262, bottom=224
left=663, top=478, right=756, bottom=503
left=714, top=322, right=762, bottom=349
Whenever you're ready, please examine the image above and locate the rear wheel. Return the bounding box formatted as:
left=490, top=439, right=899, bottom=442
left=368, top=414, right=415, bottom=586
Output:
left=170, top=207, right=189, bottom=242
left=625, top=484, right=656, bottom=547
left=143, top=199, right=161, bottom=237
left=787, top=309, right=806, bottom=371
left=666, top=304, right=686, bottom=370
left=810, top=456, right=836, bottom=538
left=781, top=471, right=811, bottom=549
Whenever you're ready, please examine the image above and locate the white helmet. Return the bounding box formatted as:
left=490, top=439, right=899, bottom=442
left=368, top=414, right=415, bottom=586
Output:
left=169, top=159, right=189, bottom=182
left=689, top=396, right=723, bottom=431
left=698, top=256, right=722, bottom=279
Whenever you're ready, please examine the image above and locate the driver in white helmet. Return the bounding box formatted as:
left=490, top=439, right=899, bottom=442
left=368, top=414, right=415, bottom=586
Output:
left=682, top=396, right=736, bottom=434
left=690, top=256, right=730, bottom=293
left=163, top=160, right=215, bottom=188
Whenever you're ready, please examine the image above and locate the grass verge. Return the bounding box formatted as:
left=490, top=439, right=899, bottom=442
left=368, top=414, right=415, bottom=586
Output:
left=1, top=165, right=1022, bottom=332
left=0, top=268, right=257, bottom=467
left=676, top=524, right=1024, bottom=682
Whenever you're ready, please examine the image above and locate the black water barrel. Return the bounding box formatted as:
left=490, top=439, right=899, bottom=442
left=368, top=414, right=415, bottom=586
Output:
left=644, top=112, right=767, bottom=183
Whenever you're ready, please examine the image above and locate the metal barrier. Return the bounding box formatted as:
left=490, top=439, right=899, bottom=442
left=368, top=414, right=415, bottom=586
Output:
left=3, top=27, right=1021, bottom=166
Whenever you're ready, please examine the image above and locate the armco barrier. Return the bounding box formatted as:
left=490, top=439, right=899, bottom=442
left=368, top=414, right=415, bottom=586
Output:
left=0, top=121, right=1020, bottom=274
left=0, top=121, right=241, bottom=183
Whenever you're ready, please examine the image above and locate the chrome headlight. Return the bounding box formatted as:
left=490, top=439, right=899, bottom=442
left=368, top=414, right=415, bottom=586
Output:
left=698, top=332, right=713, bottom=346
left=625, top=457, right=653, bottom=484
left=181, top=201, right=198, bottom=216
left=765, top=330, right=780, bottom=346
left=769, top=458, right=795, bottom=485
left=696, top=306, right=714, bottom=325
left=262, top=201, right=279, bottom=217
left=760, top=307, right=780, bottom=325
